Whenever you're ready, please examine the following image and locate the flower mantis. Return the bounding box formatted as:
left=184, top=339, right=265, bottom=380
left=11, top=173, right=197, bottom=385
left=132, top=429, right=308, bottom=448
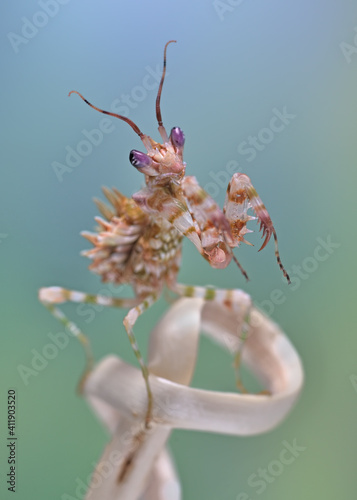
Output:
left=39, top=40, right=290, bottom=428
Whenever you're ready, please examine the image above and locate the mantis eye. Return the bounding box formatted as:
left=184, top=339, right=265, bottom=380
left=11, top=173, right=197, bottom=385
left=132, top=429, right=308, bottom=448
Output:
left=129, top=150, right=152, bottom=169
left=170, top=127, right=185, bottom=151
left=129, top=150, right=159, bottom=176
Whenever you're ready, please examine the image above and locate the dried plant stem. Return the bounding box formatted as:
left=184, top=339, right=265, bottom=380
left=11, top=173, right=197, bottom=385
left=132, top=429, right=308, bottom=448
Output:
left=82, top=298, right=303, bottom=500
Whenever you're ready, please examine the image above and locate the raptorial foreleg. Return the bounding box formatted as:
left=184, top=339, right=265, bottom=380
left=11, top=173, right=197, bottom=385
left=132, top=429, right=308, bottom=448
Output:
left=224, top=173, right=290, bottom=283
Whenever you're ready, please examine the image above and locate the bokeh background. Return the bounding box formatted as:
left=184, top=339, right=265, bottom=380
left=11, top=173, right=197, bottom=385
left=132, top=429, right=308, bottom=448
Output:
left=1, top=1, right=356, bottom=498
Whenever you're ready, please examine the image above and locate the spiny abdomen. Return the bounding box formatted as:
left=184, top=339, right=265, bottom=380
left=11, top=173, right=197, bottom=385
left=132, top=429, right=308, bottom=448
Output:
left=129, top=218, right=183, bottom=296
left=81, top=187, right=148, bottom=285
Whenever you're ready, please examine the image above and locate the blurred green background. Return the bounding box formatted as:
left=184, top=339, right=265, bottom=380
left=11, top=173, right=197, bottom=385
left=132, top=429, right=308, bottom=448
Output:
left=1, top=1, right=356, bottom=498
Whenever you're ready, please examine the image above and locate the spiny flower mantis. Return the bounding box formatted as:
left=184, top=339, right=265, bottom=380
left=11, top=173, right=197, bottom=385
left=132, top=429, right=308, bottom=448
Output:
left=39, top=40, right=290, bottom=428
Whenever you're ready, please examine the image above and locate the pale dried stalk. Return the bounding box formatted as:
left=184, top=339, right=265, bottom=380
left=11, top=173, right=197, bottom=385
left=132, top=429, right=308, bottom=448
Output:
left=83, top=298, right=303, bottom=500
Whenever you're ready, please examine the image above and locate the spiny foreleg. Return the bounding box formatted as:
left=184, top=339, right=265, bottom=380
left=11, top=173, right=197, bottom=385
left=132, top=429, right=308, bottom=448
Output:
left=224, top=173, right=290, bottom=283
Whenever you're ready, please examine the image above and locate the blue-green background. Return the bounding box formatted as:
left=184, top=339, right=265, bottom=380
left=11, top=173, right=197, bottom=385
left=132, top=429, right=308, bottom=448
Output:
left=1, top=1, right=356, bottom=499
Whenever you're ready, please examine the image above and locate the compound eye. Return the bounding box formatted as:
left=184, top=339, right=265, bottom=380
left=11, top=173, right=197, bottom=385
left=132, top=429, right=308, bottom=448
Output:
left=170, top=127, right=185, bottom=151
left=129, top=150, right=159, bottom=176
left=129, top=150, right=152, bottom=169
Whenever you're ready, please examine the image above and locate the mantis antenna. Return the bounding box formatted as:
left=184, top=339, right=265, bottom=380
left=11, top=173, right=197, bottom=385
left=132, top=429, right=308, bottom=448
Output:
left=68, top=90, right=144, bottom=138
left=155, top=40, right=176, bottom=128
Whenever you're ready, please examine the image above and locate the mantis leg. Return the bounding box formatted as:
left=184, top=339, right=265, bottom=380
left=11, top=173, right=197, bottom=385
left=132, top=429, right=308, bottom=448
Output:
left=123, top=293, right=159, bottom=427
left=41, top=301, right=95, bottom=392
left=172, top=283, right=252, bottom=392
left=224, top=173, right=290, bottom=283
left=39, top=287, right=158, bottom=425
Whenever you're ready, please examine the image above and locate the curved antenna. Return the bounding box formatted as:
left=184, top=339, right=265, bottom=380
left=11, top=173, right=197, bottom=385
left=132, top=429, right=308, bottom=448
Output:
left=156, top=40, right=176, bottom=127
left=68, top=90, right=144, bottom=138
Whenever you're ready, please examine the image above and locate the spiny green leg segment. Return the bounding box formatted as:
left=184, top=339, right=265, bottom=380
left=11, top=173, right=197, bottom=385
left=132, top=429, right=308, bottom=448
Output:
left=173, top=283, right=218, bottom=300
left=233, top=308, right=271, bottom=396
left=123, top=293, right=158, bottom=429
left=234, top=308, right=251, bottom=394
left=173, top=283, right=255, bottom=394
left=39, top=287, right=158, bottom=426
left=43, top=303, right=95, bottom=393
